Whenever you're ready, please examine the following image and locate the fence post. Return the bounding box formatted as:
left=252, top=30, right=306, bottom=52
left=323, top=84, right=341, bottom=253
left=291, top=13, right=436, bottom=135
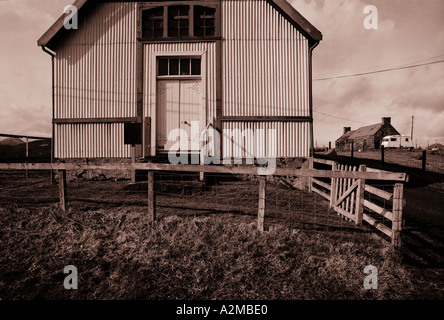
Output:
left=329, top=161, right=337, bottom=208
left=258, top=177, right=266, bottom=232
left=422, top=150, right=427, bottom=174
left=392, top=183, right=403, bottom=247
left=148, top=171, right=156, bottom=222
left=58, top=170, right=67, bottom=212
left=25, top=137, right=29, bottom=180
left=308, top=157, right=313, bottom=193
left=381, top=145, right=384, bottom=165
left=351, top=142, right=354, bottom=158
left=131, top=145, right=136, bottom=183
left=355, top=165, right=366, bottom=226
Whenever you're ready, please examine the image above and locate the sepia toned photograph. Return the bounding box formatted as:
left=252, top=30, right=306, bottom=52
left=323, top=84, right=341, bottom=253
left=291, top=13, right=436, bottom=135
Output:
left=0, top=0, right=443, bottom=310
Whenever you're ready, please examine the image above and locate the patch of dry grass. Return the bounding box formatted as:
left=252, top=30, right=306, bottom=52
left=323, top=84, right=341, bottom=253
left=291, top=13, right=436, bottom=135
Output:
left=2, top=204, right=440, bottom=300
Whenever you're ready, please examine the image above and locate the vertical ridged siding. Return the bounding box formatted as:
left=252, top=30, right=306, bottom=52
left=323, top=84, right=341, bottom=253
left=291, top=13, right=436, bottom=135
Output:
left=222, top=121, right=309, bottom=158
left=222, top=0, right=310, bottom=117
left=143, top=42, right=217, bottom=122
left=222, top=0, right=311, bottom=157
left=54, top=2, right=137, bottom=158
left=52, top=0, right=312, bottom=159
left=54, top=123, right=131, bottom=158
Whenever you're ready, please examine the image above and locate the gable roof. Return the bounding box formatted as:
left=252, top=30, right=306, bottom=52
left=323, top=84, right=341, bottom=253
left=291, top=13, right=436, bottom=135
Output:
left=349, top=123, right=384, bottom=139
left=336, top=130, right=355, bottom=143
left=38, top=0, right=88, bottom=49
left=38, top=0, right=322, bottom=49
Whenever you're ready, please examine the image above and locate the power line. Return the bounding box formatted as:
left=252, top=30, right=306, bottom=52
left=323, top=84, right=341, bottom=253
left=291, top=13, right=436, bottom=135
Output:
left=313, top=59, right=444, bottom=82
left=313, top=110, right=368, bottom=124
left=360, top=53, right=444, bottom=74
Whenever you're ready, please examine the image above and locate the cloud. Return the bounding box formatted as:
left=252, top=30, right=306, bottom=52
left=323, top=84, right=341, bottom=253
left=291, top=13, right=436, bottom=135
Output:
left=0, top=104, right=51, bottom=136
left=291, top=0, right=444, bottom=147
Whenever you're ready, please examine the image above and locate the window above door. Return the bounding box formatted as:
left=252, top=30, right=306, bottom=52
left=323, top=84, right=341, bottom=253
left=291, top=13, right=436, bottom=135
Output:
left=157, top=57, right=202, bottom=78
left=138, top=1, right=220, bottom=41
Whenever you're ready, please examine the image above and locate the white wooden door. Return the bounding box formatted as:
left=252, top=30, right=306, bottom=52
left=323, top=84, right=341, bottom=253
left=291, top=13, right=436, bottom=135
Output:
left=156, top=80, right=180, bottom=152
left=156, top=79, right=202, bottom=152
left=179, top=80, right=202, bottom=152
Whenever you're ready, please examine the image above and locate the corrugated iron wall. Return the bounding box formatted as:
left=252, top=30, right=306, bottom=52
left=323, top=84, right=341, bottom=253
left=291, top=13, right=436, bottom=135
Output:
left=143, top=42, right=217, bottom=122
left=222, top=0, right=311, bottom=158
left=54, top=123, right=129, bottom=158
left=54, top=2, right=137, bottom=158
left=222, top=121, right=309, bottom=158
left=52, top=0, right=311, bottom=159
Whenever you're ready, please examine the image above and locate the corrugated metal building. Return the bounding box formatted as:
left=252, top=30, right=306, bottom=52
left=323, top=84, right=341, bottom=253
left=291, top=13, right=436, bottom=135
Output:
left=38, top=0, right=322, bottom=160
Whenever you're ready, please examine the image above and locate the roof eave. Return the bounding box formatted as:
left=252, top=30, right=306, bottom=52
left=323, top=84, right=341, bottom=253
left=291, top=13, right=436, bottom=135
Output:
left=268, top=0, right=322, bottom=42
left=37, top=0, right=89, bottom=49
left=38, top=0, right=323, bottom=49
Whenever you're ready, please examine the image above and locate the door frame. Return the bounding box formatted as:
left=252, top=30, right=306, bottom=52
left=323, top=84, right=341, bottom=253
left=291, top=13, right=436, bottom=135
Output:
left=147, top=50, right=207, bottom=157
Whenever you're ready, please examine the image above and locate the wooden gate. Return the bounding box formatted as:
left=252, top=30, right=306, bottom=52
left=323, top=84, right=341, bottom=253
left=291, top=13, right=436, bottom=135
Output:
left=310, top=158, right=405, bottom=246
left=330, top=164, right=366, bottom=226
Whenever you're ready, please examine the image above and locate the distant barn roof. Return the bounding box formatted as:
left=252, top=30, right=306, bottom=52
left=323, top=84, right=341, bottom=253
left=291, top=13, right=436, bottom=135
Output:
left=349, top=123, right=384, bottom=139
left=336, top=130, right=355, bottom=142
left=38, top=0, right=323, bottom=50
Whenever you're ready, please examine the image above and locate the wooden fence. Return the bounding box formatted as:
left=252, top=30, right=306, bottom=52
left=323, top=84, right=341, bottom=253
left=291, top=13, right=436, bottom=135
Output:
left=0, top=161, right=408, bottom=246
left=309, top=158, right=405, bottom=246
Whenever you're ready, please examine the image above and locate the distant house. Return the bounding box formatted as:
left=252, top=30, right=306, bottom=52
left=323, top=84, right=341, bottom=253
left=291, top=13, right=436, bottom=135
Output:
left=335, top=117, right=400, bottom=151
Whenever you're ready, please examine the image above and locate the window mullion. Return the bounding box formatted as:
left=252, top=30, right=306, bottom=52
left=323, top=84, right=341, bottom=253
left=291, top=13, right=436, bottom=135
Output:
left=190, top=5, right=194, bottom=37
left=163, top=6, right=168, bottom=38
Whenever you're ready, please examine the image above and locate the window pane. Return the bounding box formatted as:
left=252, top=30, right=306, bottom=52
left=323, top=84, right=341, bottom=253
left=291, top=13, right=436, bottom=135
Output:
left=206, top=19, right=215, bottom=28
left=168, top=5, right=189, bottom=37
left=154, top=20, right=163, bottom=28
left=180, top=27, right=189, bottom=37
left=158, top=59, right=169, bottom=76
left=169, top=59, right=179, bottom=75
left=154, top=28, right=163, bottom=38
left=180, top=6, right=189, bottom=16
left=179, top=19, right=189, bottom=37
left=169, top=19, right=178, bottom=28
left=194, top=6, right=216, bottom=37
left=142, top=7, right=164, bottom=38
left=180, top=59, right=190, bottom=75
left=191, top=59, right=201, bottom=75
left=206, top=27, right=215, bottom=36
left=194, top=19, right=204, bottom=37
left=168, top=20, right=178, bottom=37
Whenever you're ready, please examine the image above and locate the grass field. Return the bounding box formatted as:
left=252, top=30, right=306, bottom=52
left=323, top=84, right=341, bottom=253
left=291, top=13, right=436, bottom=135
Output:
left=0, top=204, right=432, bottom=300
left=1, top=172, right=443, bottom=300
left=335, top=149, right=444, bottom=174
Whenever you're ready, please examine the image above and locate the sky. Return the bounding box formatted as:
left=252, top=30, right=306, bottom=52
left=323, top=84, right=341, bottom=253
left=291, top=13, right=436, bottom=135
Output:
left=0, top=0, right=443, bottom=148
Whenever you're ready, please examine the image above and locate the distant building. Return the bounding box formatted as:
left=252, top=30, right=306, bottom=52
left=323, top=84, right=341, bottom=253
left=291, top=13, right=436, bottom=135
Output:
left=335, top=117, right=400, bottom=151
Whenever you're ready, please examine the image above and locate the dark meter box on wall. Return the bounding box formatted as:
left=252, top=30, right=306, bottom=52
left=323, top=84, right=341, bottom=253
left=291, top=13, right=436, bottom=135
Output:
left=124, top=123, right=142, bottom=146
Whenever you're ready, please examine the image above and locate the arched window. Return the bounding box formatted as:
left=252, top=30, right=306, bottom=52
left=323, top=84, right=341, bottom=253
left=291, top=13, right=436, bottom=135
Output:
left=168, top=5, right=190, bottom=37
left=142, top=7, right=164, bottom=39
left=139, top=3, right=219, bottom=40
left=194, top=6, right=216, bottom=37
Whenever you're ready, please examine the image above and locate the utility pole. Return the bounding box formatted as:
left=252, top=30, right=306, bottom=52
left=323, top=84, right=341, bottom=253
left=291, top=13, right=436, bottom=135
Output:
left=411, top=115, right=414, bottom=140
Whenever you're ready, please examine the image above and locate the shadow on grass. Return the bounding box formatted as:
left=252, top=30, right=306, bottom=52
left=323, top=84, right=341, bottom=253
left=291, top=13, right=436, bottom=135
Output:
left=314, top=153, right=444, bottom=188
left=315, top=152, right=444, bottom=270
